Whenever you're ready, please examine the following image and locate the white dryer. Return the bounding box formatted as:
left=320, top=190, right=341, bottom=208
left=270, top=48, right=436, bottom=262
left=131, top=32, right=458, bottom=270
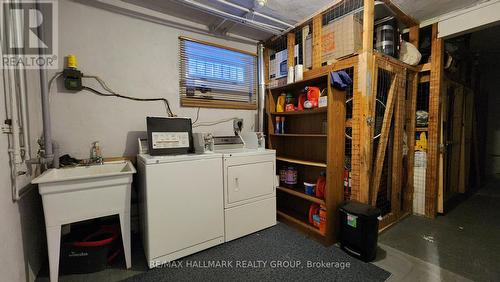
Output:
left=217, top=149, right=277, bottom=242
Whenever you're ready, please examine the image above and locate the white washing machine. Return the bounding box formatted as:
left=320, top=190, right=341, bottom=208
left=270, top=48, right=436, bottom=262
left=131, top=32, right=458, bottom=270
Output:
left=218, top=148, right=277, bottom=242
left=137, top=153, right=225, bottom=268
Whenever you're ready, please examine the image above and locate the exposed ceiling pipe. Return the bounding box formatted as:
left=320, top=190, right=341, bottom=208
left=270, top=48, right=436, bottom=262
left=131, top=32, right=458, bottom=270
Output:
left=176, top=0, right=284, bottom=34
left=214, top=0, right=295, bottom=28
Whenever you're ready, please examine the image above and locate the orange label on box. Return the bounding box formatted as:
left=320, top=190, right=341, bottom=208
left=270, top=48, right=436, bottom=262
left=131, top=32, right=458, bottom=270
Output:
left=321, top=32, right=335, bottom=53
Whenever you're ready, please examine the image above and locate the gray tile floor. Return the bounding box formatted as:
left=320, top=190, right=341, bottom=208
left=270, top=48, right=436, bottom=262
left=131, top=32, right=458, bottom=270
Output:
left=378, top=178, right=500, bottom=282
left=36, top=178, right=500, bottom=282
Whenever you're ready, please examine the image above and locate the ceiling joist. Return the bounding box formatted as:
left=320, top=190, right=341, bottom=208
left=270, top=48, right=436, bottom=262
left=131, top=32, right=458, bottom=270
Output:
left=381, top=0, right=419, bottom=27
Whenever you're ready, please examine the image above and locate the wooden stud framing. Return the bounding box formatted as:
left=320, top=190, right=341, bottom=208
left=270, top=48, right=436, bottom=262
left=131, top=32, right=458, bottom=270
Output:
left=381, top=0, right=418, bottom=27
left=425, top=23, right=444, bottom=218
left=404, top=71, right=418, bottom=212
left=287, top=32, right=295, bottom=68
left=355, top=0, right=375, bottom=204
left=312, top=14, right=322, bottom=69
left=326, top=75, right=346, bottom=244
left=391, top=69, right=407, bottom=215
left=409, top=26, right=419, bottom=48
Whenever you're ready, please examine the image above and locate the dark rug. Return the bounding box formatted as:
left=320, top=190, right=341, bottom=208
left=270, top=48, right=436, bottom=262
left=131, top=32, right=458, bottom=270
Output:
left=123, top=223, right=390, bottom=282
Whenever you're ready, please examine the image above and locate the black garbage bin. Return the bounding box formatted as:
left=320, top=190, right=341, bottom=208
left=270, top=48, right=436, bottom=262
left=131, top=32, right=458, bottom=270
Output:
left=339, top=201, right=381, bottom=262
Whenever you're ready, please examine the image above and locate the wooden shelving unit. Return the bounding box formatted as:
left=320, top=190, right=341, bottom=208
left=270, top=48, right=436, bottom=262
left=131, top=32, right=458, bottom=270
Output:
left=275, top=156, right=327, bottom=168
left=267, top=72, right=345, bottom=245
left=270, top=133, right=327, bottom=138
left=277, top=186, right=326, bottom=205
left=269, top=107, right=327, bottom=116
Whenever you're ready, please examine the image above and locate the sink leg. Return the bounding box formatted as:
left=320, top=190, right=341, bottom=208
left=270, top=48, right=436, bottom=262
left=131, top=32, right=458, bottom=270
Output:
left=119, top=212, right=131, bottom=269
left=46, top=225, right=61, bottom=282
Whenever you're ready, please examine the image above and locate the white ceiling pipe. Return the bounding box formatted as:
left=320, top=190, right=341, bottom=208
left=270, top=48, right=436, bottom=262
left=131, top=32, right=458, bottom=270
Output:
left=214, top=0, right=295, bottom=28
left=176, top=0, right=285, bottom=34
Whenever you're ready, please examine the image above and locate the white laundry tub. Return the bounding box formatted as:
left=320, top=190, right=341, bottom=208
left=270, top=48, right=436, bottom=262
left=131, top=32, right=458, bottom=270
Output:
left=32, top=161, right=136, bottom=282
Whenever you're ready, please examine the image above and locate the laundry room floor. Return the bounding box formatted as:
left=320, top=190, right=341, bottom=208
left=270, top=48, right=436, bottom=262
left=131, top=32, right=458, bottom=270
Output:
left=36, top=178, right=500, bottom=282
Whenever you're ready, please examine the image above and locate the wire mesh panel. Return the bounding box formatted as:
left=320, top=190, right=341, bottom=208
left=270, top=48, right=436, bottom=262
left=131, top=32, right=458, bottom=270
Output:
left=340, top=66, right=354, bottom=200
left=372, top=68, right=395, bottom=216
left=322, top=0, right=364, bottom=25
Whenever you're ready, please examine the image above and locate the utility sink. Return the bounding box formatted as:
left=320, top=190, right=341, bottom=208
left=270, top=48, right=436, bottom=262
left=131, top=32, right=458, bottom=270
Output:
left=31, top=161, right=136, bottom=282
left=32, top=161, right=136, bottom=185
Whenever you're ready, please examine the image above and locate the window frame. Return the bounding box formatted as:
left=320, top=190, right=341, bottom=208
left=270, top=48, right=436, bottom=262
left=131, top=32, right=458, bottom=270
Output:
left=179, top=36, right=258, bottom=110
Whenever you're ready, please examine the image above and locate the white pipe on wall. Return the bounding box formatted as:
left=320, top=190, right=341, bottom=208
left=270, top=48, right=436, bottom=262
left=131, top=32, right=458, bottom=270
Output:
left=36, top=0, right=53, bottom=161
left=257, top=43, right=265, bottom=132
left=11, top=1, right=31, bottom=162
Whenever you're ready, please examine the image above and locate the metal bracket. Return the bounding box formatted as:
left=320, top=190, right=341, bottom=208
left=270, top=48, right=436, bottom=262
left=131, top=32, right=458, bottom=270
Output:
left=1, top=124, right=12, bottom=134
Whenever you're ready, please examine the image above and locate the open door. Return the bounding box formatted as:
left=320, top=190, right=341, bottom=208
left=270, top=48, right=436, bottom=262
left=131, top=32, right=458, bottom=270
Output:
left=369, top=57, right=408, bottom=229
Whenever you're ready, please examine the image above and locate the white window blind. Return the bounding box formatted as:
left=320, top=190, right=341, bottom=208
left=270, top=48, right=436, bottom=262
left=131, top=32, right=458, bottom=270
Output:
left=179, top=38, right=257, bottom=104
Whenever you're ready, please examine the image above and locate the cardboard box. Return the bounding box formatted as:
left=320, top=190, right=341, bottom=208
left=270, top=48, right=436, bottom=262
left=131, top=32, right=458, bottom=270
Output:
left=269, top=49, right=288, bottom=80
left=321, top=15, right=362, bottom=64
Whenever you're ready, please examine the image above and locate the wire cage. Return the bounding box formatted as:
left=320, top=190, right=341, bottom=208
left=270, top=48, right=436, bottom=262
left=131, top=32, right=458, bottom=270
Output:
left=373, top=68, right=395, bottom=215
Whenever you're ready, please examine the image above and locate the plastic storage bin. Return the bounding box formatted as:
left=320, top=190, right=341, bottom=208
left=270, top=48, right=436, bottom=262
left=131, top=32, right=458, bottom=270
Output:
left=339, top=201, right=381, bottom=262
left=60, top=225, right=121, bottom=274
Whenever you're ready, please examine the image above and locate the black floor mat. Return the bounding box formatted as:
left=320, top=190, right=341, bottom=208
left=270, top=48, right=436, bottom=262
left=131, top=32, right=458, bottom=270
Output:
left=124, top=223, right=390, bottom=282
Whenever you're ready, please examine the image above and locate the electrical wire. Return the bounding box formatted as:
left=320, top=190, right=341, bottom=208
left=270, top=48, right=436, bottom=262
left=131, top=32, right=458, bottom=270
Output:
left=192, top=107, right=200, bottom=124
left=82, top=86, right=174, bottom=117
left=47, top=72, right=63, bottom=103
left=82, top=75, right=175, bottom=117
left=192, top=117, right=239, bottom=128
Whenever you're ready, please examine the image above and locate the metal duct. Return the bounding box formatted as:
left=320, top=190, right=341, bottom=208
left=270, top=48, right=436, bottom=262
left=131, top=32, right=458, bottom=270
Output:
left=257, top=43, right=265, bottom=132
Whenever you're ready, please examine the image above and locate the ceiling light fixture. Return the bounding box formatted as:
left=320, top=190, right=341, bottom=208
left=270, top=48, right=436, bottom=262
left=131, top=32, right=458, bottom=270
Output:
left=255, top=0, right=267, bottom=8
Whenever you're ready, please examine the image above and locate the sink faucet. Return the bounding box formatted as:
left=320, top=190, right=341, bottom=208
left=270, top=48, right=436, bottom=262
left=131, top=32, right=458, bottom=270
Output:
left=90, top=141, right=103, bottom=165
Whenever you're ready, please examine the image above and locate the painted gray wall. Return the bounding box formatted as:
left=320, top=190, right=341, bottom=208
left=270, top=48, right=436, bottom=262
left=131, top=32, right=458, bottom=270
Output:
left=50, top=0, right=258, bottom=159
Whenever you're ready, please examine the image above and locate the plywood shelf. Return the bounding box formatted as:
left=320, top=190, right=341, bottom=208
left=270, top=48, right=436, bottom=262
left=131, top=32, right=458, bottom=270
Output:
left=277, top=209, right=324, bottom=236
left=268, top=107, right=327, bottom=116
left=277, top=186, right=326, bottom=205
left=276, top=156, right=327, bottom=168
left=271, top=133, right=327, bottom=138
left=416, top=127, right=428, bottom=132
left=267, top=73, right=328, bottom=92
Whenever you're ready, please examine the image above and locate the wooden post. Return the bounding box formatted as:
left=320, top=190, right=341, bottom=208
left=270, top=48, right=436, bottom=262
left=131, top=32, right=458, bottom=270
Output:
left=409, top=26, right=419, bottom=48
left=404, top=71, right=418, bottom=212
left=391, top=71, right=406, bottom=214
left=312, top=14, right=322, bottom=69
left=355, top=0, right=375, bottom=204
left=426, top=23, right=443, bottom=218
left=287, top=32, right=295, bottom=68
left=326, top=76, right=346, bottom=244
left=370, top=78, right=397, bottom=205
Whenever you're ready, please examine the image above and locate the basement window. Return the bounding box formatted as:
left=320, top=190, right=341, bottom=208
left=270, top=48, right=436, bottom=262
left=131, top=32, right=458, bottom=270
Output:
left=179, top=37, right=257, bottom=110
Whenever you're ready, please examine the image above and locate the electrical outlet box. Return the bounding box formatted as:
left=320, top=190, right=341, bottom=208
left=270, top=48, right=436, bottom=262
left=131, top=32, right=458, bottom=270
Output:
left=233, top=119, right=244, bottom=132
left=63, top=68, right=83, bottom=91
